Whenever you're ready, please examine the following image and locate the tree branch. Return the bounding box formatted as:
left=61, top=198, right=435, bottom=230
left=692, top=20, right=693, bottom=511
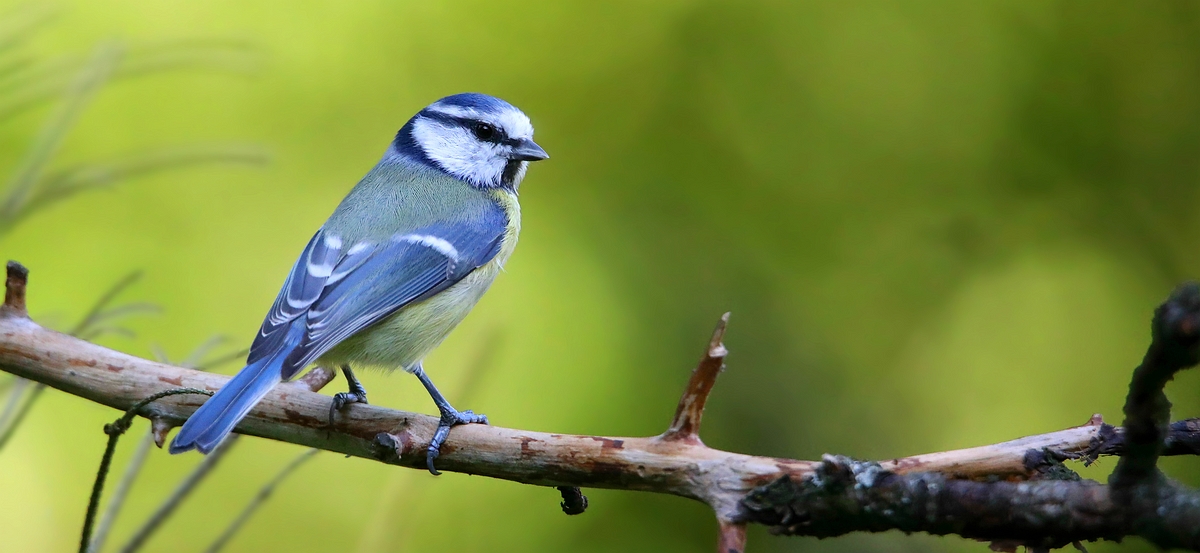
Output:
left=2, top=260, right=1200, bottom=552
left=739, top=282, right=1200, bottom=551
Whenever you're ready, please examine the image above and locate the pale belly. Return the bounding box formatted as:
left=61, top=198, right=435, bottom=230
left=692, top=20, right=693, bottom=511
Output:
left=317, top=259, right=500, bottom=372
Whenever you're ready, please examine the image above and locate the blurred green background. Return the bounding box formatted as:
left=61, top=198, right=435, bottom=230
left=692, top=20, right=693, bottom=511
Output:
left=1, top=1, right=1199, bottom=551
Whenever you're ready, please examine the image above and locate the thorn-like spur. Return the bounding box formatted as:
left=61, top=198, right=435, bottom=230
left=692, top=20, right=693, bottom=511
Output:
left=328, top=365, right=368, bottom=427
left=413, top=363, right=488, bottom=475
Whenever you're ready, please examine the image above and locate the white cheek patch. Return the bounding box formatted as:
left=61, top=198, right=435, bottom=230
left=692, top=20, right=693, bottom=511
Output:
left=412, top=118, right=508, bottom=186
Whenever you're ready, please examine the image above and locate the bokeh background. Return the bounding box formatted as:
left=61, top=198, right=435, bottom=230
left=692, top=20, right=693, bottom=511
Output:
left=1, top=1, right=1199, bottom=551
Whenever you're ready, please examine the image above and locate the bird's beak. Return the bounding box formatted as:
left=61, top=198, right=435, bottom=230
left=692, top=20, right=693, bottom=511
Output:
left=509, top=139, right=549, bottom=161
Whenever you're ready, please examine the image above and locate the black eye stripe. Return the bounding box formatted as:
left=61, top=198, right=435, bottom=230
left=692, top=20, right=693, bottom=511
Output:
left=420, top=112, right=507, bottom=143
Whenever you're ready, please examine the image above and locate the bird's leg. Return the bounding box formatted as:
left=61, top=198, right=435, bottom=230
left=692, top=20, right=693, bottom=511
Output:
left=412, top=362, right=487, bottom=475
left=328, top=364, right=369, bottom=426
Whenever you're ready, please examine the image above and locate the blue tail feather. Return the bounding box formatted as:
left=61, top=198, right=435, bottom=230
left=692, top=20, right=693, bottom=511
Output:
left=169, top=355, right=284, bottom=454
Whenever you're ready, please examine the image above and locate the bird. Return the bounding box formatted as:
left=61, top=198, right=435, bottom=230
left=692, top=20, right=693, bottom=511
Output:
left=169, top=92, right=548, bottom=474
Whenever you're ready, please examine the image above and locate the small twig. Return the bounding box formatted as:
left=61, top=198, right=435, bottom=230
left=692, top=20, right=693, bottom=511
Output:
left=3, top=260, right=27, bottom=316
left=79, top=388, right=213, bottom=553
left=116, top=435, right=240, bottom=553
left=87, top=429, right=154, bottom=553
left=295, top=365, right=337, bottom=393
left=662, top=313, right=730, bottom=443
left=1112, top=282, right=1200, bottom=486
left=203, top=448, right=319, bottom=553
left=150, top=417, right=173, bottom=448
left=1106, top=282, right=1200, bottom=549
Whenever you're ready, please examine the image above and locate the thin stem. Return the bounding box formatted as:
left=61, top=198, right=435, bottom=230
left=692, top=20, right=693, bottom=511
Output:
left=195, top=347, right=249, bottom=371
left=0, top=4, right=56, bottom=53
left=16, top=146, right=269, bottom=229
left=354, top=327, right=505, bottom=551
left=68, top=271, right=143, bottom=338
left=203, top=448, right=319, bottom=553
left=87, top=428, right=154, bottom=553
left=0, top=39, right=259, bottom=122
left=79, top=388, right=214, bottom=553
left=0, top=381, right=42, bottom=450
left=116, top=435, right=240, bottom=553
left=0, top=376, right=29, bottom=431
left=0, top=41, right=122, bottom=227
left=179, top=335, right=229, bottom=368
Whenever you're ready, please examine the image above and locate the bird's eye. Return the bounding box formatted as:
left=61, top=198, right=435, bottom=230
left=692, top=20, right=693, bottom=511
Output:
left=472, top=122, right=497, bottom=141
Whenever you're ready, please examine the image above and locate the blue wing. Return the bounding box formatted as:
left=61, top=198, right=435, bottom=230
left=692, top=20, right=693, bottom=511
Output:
left=250, top=211, right=508, bottom=378
left=170, top=205, right=508, bottom=454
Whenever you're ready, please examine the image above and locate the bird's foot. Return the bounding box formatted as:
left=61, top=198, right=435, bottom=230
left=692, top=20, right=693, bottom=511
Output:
left=328, top=390, right=369, bottom=426
left=328, top=365, right=368, bottom=427
left=426, top=408, right=488, bottom=475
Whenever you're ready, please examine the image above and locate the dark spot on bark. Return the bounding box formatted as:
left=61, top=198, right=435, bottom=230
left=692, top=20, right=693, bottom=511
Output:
left=888, top=457, right=924, bottom=472
left=158, top=375, right=184, bottom=386
left=590, top=436, right=624, bottom=449
left=67, top=358, right=96, bottom=367
left=104, top=364, right=122, bottom=373
left=519, top=436, right=539, bottom=455
left=582, top=461, right=627, bottom=480
left=282, top=408, right=323, bottom=426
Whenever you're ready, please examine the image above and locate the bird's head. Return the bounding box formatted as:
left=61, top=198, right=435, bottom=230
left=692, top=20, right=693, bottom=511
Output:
left=392, top=93, right=548, bottom=189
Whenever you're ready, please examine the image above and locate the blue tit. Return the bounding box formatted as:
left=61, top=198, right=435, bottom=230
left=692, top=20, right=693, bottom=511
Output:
left=169, top=93, right=548, bottom=473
